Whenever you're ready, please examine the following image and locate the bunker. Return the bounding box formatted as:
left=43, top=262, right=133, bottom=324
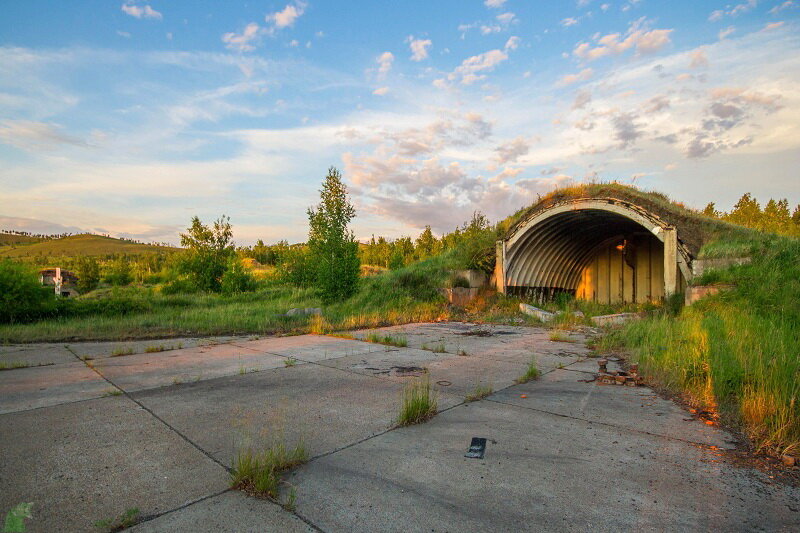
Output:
left=495, top=198, right=693, bottom=304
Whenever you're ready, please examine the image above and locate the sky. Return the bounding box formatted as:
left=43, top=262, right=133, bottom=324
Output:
left=1, top=0, right=798, bottom=245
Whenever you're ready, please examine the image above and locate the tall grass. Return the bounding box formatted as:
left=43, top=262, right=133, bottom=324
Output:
left=397, top=375, right=437, bottom=426
left=601, top=237, right=800, bottom=455
left=231, top=441, right=308, bottom=498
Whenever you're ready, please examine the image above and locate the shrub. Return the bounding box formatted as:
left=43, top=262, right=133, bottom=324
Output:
left=76, top=256, right=100, bottom=293
left=175, top=215, right=235, bottom=292
left=0, top=260, right=56, bottom=323
left=448, top=274, right=471, bottom=288
left=278, top=245, right=316, bottom=287
left=397, top=376, right=437, bottom=426
left=221, top=258, right=258, bottom=295
left=104, top=257, right=133, bottom=286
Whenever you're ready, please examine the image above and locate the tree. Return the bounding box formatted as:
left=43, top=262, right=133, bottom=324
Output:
left=76, top=256, right=100, bottom=293
left=307, top=167, right=360, bottom=302
left=702, top=202, right=719, bottom=218
left=415, top=225, right=438, bottom=260
left=177, top=215, right=235, bottom=292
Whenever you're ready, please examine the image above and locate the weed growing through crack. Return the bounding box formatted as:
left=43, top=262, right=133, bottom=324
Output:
left=0, top=361, right=53, bottom=371
left=284, top=357, right=297, bottom=367
left=284, top=486, right=297, bottom=511
left=548, top=330, right=571, bottom=342
left=465, top=384, right=493, bottom=402
left=94, top=507, right=140, bottom=532
left=102, top=389, right=123, bottom=397
left=397, top=375, right=437, bottom=426
left=365, top=333, right=408, bottom=348
left=458, top=349, right=470, bottom=357
left=172, top=377, right=183, bottom=385
left=144, top=342, right=182, bottom=353
left=422, top=341, right=447, bottom=353
left=516, top=357, right=540, bottom=384
left=110, top=347, right=134, bottom=357
left=231, top=441, right=308, bottom=499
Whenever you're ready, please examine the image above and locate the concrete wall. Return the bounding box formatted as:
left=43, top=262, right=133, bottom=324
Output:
left=575, top=234, right=670, bottom=304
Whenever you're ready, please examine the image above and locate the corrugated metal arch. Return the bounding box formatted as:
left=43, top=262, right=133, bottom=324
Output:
left=502, top=198, right=692, bottom=293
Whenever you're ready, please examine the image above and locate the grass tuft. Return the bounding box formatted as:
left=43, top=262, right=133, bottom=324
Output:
left=516, top=357, right=540, bottom=384
left=364, top=333, right=408, bottom=348
left=284, top=357, right=297, bottom=367
left=110, top=347, right=135, bottom=357
left=397, top=375, right=437, bottom=426
left=465, top=384, right=493, bottom=402
left=422, top=341, right=447, bottom=353
left=231, top=441, right=308, bottom=499
left=94, top=507, right=140, bottom=532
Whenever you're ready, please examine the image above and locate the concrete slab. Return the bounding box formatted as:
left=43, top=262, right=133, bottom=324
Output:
left=289, top=400, right=800, bottom=532
left=94, top=343, right=290, bottom=392
left=67, top=336, right=251, bottom=361
left=0, top=344, right=75, bottom=366
left=317, top=347, right=455, bottom=378
left=130, top=491, right=313, bottom=533
left=418, top=355, right=532, bottom=396
left=233, top=334, right=386, bottom=362
left=0, top=362, right=110, bottom=414
left=132, top=363, right=443, bottom=467
left=0, top=396, right=228, bottom=533
left=491, top=368, right=734, bottom=448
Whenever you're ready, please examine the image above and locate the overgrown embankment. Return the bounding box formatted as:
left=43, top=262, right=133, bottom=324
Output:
left=601, top=235, right=800, bottom=455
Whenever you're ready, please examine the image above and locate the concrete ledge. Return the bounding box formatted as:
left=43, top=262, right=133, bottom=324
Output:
left=590, top=313, right=641, bottom=327
left=519, top=303, right=556, bottom=322
left=438, top=287, right=479, bottom=307
left=685, top=284, right=734, bottom=306
left=692, top=256, right=751, bottom=277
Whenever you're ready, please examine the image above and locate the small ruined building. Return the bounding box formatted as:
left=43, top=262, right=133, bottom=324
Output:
left=496, top=197, right=694, bottom=304
left=40, top=267, right=80, bottom=297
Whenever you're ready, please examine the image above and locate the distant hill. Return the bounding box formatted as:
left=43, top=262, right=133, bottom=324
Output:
left=0, top=233, right=45, bottom=246
left=0, top=233, right=180, bottom=258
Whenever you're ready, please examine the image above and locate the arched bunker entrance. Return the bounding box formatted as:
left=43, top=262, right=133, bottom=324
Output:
left=496, top=198, right=693, bottom=303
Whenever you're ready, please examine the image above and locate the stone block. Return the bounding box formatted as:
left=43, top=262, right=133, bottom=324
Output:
left=685, top=285, right=734, bottom=306
left=590, top=313, right=641, bottom=327
left=519, top=303, right=556, bottom=322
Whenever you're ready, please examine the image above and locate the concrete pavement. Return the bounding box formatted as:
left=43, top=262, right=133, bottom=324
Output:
left=1, top=323, right=796, bottom=532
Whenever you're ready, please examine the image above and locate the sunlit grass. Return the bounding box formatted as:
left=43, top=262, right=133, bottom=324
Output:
left=397, top=375, right=437, bottom=426
left=600, top=237, right=800, bottom=455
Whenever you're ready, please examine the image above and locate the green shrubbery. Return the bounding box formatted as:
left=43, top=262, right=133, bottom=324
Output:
left=0, top=260, right=56, bottom=323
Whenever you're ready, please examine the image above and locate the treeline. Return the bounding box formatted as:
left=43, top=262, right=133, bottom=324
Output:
left=703, top=193, right=800, bottom=236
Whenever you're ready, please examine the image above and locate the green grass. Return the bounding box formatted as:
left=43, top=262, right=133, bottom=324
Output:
left=397, top=375, right=437, bottom=426
left=284, top=357, right=297, bottom=367
left=422, top=342, right=447, bottom=353
left=364, top=333, right=408, bottom=347
left=548, top=330, right=571, bottom=342
left=465, top=384, right=493, bottom=402
left=231, top=441, right=308, bottom=499
left=600, top=236, right=800, bottom=456
left=102, top=388, right=123, bottom=397
left=516, top=357, right=540, bottom=384
left=94, top=507, right=140, bottom=532
left=0, top=361, right=53, bottom=371
left=110, top=347, right=135, bottom=357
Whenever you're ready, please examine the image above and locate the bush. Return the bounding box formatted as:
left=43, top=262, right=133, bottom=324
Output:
left=76, top=256, right=100, bottom=293
left=448, top=274, right=471, bottom=288
left=160, top=277, right=201, bottom=295
left=104, top=257, right=133, bottom=286
left=278, top=246, right=316, bottom=287
left=0, top=260, right=56, bottom=323
left=221, top=259, right=258, bottom=295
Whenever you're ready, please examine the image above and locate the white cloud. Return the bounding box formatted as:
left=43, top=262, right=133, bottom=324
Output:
left=373, top=87, right=389, bottom=96
left=769, top=1, right=795, bottom=14
left=484, top=0, right=507, bottom=8
left=562, top=17, right=579, bottom=27
left=0, top=120, right=86, bottom=151
left=689, top=48, right=709, bottom=69
left=121, top=2, right=162, bottom=20
left=116, top=30, right=131, bottom=38
left=448, top=49, right=509, bottom=85
left=408, top=37, right=432, bottom=61
left=377, top=51, right=394, bottom=77
left=504, top=36, right=521, bottom=51
left=709, top=1, right=757, bottom=21
left=763, top=21, right=785, bottom=31
left=222, top=23, right=261, bottom=52
left=718, top=26, right=736, bottom=40
left=573, top=18, right=673, bottom=61
left=559, top=68, right=593, bottom=86
left=267, top=2, right=306, bottom=29
left=495, top=136, right=531, bottom=164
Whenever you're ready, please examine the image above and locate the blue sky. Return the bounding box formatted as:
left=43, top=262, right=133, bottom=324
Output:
left=1, top=1, right=798, bottom=245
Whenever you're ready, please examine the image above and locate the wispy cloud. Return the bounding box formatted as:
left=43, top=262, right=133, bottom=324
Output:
left=121, top=2, right=162, bottom=21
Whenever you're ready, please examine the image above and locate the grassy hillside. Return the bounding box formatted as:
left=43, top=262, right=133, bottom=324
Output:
left=0, top=233, right=179, bottom=258
left=0, top=234, right=45, bottom=246
left=601, top=234, right=799, bottom=456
